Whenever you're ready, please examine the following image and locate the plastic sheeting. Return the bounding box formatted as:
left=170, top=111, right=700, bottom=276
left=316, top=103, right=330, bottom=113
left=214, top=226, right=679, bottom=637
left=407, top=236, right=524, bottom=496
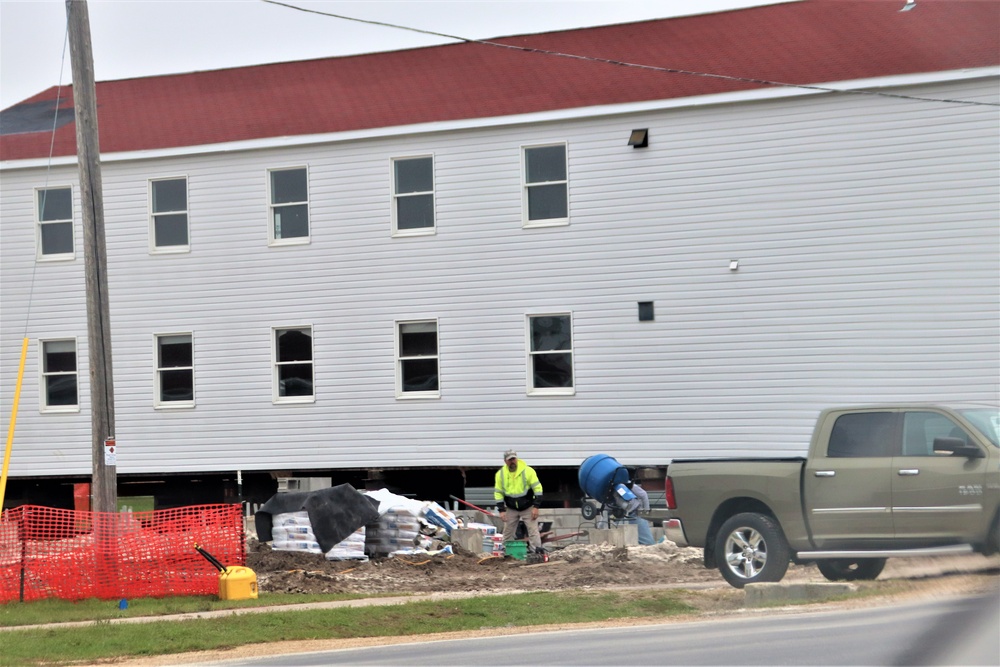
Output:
left=254, top=484, right=379, bottom=553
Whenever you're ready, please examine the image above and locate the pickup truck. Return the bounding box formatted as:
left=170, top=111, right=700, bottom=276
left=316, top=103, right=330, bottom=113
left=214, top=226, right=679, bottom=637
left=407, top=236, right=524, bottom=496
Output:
left=664, top=404, right=999, bottom=588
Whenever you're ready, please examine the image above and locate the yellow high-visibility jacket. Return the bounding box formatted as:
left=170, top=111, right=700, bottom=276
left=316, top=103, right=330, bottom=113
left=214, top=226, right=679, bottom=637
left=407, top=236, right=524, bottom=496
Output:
left=494, top=460, right=543, bottom=511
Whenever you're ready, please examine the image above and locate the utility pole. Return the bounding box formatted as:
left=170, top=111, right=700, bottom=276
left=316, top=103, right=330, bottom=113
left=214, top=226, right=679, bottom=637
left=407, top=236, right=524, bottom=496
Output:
left=66, top=0, right=116, bottom=514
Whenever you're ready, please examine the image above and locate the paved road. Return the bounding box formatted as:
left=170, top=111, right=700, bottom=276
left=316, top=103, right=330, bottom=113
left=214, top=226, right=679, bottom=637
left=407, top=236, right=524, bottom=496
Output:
left=196, top=593, right=999, bottom=666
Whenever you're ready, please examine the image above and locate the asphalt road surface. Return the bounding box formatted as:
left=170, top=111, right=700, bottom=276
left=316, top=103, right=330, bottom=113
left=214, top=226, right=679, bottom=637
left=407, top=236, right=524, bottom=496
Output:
left=199, top=592, right=999, bottom=666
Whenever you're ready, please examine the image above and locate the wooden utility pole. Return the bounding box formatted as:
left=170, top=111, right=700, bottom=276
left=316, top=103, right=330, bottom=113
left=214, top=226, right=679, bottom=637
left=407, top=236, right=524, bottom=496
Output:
left=66, top=0, right=117, bottom=514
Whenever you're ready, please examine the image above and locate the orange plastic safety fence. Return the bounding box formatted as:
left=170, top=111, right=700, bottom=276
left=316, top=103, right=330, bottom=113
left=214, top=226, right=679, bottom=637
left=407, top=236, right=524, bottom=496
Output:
left=0, top=504, right=244, bottom=602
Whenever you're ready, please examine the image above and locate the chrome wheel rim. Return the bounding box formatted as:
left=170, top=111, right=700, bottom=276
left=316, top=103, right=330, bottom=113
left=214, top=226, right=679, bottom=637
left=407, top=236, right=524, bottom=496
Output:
left=723, top=527, right=767, bottom=580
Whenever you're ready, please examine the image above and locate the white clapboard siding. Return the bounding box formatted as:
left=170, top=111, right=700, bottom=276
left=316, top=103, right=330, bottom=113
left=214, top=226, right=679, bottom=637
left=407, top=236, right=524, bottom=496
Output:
left=1, top=76, right=997, bottom=476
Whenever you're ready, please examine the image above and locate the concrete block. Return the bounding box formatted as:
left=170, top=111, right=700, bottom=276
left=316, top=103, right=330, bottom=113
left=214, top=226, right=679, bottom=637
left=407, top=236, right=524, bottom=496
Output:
left=451, top=528, right=485, bottom=553
left=588, top=525, right=638, bottom=547
left=744, top=582, right=855, bottom=606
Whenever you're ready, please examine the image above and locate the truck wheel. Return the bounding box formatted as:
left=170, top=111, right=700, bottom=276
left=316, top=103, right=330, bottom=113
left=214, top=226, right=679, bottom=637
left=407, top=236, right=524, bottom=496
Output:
left=715, top=513, right=790, bottom=588
left=816, top=558, right=886, bottom=581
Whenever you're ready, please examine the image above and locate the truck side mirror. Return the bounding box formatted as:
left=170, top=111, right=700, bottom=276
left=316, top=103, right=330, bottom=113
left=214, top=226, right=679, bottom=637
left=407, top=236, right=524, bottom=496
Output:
left=932, top=436, right=985, bottom=459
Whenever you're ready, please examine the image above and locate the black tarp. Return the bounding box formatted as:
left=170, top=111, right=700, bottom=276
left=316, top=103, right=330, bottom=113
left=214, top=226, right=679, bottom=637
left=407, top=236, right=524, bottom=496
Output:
left=254, top=484, right=380, bottom=553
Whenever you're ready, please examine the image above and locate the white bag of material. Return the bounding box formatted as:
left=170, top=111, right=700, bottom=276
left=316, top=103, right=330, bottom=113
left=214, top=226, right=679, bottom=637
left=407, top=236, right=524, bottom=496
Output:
left=323, top=526, right=367, bottom=560
left=273, top=511, right=312, bottom=527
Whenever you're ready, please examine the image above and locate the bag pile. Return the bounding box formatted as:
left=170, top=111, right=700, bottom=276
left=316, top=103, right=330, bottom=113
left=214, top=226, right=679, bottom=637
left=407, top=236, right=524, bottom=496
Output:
left=270, top=510, right=367, bottom=561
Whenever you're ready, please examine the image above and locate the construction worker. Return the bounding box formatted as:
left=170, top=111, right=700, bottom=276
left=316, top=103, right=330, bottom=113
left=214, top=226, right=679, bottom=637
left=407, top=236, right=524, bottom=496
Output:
left=494, top=450, right=544, bottom=554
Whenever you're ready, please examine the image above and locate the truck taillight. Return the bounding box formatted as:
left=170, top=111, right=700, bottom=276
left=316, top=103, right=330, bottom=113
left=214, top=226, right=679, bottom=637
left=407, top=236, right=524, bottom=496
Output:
left=665, top=476, right=677, bottom=509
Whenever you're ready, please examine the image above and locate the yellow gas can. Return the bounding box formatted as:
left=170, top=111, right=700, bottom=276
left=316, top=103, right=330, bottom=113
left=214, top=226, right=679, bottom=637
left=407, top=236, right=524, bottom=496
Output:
left=218, top=566, right=258, bottom=600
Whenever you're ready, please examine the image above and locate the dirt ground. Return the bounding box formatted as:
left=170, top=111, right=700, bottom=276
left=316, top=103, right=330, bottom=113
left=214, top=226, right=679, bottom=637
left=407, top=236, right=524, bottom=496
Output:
left=246, top=537, right=1000, bottom=598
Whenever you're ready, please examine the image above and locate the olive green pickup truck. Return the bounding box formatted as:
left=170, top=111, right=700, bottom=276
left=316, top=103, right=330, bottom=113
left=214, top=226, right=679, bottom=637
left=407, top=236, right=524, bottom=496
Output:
left=664, top=405, right=1000, bottom=588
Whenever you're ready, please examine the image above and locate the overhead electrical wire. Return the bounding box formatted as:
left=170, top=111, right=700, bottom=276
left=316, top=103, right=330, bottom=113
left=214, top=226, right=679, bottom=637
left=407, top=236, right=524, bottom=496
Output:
left=261, top=0, right=999, bottom=108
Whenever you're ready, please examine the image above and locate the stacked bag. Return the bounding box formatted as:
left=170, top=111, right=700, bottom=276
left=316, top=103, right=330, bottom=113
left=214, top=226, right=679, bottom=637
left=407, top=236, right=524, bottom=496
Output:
left=270, top=510, right=367, bottom=561
left=363, top=489, right=460, bottom=557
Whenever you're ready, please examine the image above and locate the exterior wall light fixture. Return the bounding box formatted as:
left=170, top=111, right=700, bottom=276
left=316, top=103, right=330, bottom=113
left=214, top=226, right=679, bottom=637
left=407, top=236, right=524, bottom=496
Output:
left=628, top=129, right=649, bottom=148
left=729, top=259, right=740, bottom=271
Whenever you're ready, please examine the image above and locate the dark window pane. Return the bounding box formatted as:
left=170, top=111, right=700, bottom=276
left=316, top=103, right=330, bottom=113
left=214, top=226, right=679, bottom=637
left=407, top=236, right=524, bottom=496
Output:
left=402, top=358, right=439, bottom=392
left=158, top=336, right=192, bottom=367
left=271, top=169, right=307, bottom=204
left=46, top=375, right=78, bottom=406
left=527, top=183, right=567, bottom=220
left=525, top=146, right=566, bottom=183
left=38, top=188, right=72, bottom=221
left=154, top=214, right=189, bottom=247
left=278, top=364, right=313, bottom=396
left=902, top=412, right=967, bottom=456
left=400, top=332, right=437, bottom=357
left=274, top=204, right=308, bottom=239
left=828, top=412, right=895, bottom=458
left=160, top=369, right=193, bottom=402
left=394, top=157, right=433, bottom=193
left=396, top=194, right=434, bottom=230
left=40, top=221, right=73, bottom=255
left=530, top=316, right=571, bottom=351
left=277, top=329, right=312, bottom=362
left=44, top=341, right=75, bottom=372
left=532, top=353, right=573, bottom=388
left=152, top=179, right=186, bottom=213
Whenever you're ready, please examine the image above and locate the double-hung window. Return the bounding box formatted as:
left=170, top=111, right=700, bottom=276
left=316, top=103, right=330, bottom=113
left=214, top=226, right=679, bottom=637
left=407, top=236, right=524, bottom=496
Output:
left=155, top=333, right=194, bottom=407
left=274, top=326, right=314, bottom=402
left=268, top=167, right=309, bottom=244
left=150, top=177, right=189, bottom=251
left=527, top=314, right=574, bottom=395
left=36, top=187, right=74, bottom=259
left=396, top=319, right=439, bottom=398
left=40, top=339, right=78, bottom=411
left=391, top=156, right=435, bottom=236
left=522, top=143, right=568, bottom=227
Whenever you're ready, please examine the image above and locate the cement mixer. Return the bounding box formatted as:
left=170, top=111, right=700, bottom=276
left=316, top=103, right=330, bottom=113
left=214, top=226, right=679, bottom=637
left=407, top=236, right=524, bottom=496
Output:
left=578, top=454, right=636, bottom=521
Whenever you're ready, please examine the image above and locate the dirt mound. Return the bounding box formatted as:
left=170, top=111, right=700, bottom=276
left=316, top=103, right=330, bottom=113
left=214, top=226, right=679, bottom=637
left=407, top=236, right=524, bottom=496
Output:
left=247, top=539, right=726, bottom=595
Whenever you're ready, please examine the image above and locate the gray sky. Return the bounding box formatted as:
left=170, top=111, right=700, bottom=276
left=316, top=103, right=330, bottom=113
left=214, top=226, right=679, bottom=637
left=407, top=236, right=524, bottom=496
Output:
left=0, top=0, right=791, bottom=110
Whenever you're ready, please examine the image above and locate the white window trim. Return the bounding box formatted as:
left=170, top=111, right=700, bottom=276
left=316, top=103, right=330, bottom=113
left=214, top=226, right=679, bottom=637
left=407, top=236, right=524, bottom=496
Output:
left=267, top=166, right=311, bottom=247
left=148, top=176, right=191, bottom=254
left=272, top=324, right=316, bottom=404
left=390, top=154, right=436, bottom=238
left=525, top=312, right=575, bottom=396
left=34, top=185, right=76, bottom=261
left=394, top=318, right=441, bottom=399
left=38, top=337, right=80, bottom=413
left=153, top=331, right=195, bottom=409
left=521, top=142, right=569, bottom=229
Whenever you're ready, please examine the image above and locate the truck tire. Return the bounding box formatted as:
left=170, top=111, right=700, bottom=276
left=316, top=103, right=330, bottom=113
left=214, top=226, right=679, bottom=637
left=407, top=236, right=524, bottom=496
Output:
left=715, top=512, right=790, bottom=588
left=816, top=558, right=886, bottom=582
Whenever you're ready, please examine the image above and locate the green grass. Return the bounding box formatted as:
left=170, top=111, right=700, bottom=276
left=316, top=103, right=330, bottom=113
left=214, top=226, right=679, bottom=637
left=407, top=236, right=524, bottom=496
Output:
left=0, top=592, right=368, bottom=627
left=0, top=590, right=694, bottom=666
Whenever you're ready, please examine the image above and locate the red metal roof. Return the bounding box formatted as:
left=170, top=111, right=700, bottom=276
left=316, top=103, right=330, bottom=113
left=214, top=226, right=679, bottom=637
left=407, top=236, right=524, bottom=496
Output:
left=1, top=0, right=997, bottom=161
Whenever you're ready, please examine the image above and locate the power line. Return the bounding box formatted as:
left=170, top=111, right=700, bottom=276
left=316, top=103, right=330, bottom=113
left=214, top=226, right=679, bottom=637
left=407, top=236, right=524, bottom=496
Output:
left=261, top=0, right=999, bottom=109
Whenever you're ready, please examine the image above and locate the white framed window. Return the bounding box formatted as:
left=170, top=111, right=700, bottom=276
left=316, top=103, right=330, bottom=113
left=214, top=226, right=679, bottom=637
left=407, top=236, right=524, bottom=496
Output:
left=155, top=333, right=194, bottom=408
left=395, top=319, right=439, bottom=398
left=35, top=186, right=75, bottom=259
left=268, top=167, right=309, bottom=245
left=273, top=326, right=314, bottom=403
left=39, top=338, right=79, bottom=411
left=526, top=313, right=574, bottom=395
left=391, top=156, right=435, bottom=236
left=149, top=177, right=189, bottom=252
left=522, top=143, right=568, bottom=227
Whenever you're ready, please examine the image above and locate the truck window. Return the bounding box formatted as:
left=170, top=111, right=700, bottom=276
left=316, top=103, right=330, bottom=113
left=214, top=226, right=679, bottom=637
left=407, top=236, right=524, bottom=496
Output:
left=902, top=411, right=970, bottom=456
left=827, top=412, right=894, bottom=457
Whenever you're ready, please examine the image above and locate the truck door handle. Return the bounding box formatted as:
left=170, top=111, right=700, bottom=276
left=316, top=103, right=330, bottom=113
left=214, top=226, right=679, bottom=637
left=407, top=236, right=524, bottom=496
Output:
left=814, top=470, right=835, bottom=477
left=898, top=469, right=920, bottom=476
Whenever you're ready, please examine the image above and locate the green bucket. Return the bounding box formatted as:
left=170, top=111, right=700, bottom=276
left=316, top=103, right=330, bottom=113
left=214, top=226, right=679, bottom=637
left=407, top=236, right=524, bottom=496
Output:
left=504, top=540, right=528, bottom=560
